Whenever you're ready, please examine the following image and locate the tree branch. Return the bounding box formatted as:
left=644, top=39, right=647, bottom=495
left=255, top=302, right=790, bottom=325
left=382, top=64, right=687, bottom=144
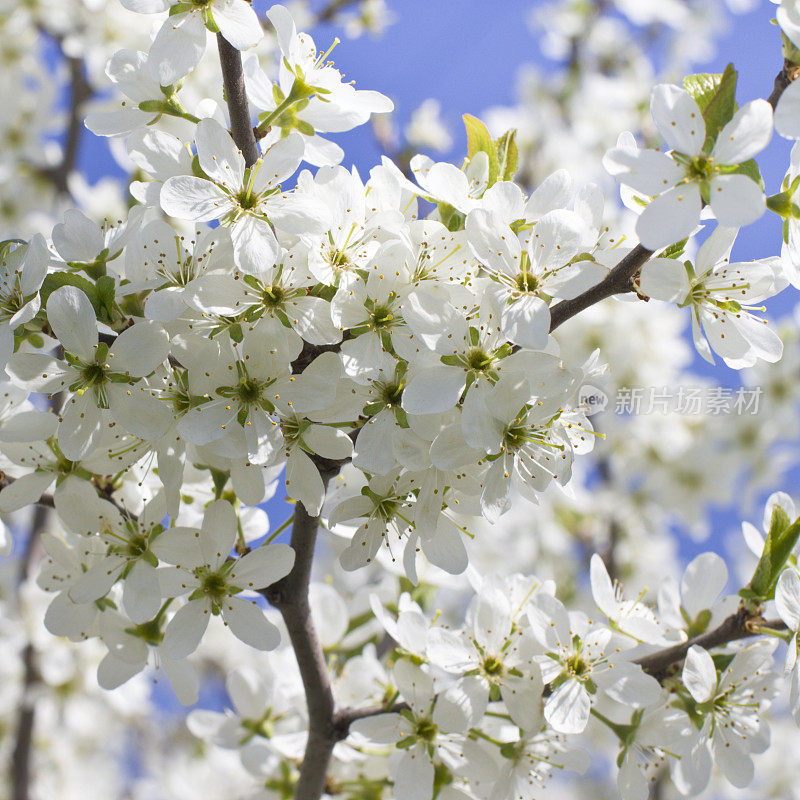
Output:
left=39, top=32, right=93, bottom=196
left=11, top=505, right=49, bottom=800
left=0, top=473, right=137, bottom=520
left=548, top=244, right=653, bottom=332
left=334, top=701, right=410, bottom=732
left=635, top=608, right=787, bottom=681
left=11, top=644, right=37, bottom=800
left=548, top=65, right=792, bottom=332
left=261, top=466, right=339, bottom=800
left=767, top=60, right=800, bottom=110
left=314, top=0, right=361, bottom=24
left=216, top=34, right=260, bottom=168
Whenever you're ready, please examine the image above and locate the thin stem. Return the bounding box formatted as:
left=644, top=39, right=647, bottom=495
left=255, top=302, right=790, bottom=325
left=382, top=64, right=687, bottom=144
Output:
left=264, top=512, right=296, bottom=544
left=216, top=34, right=260, bottom=168
left=255, top=95, right=297, bottom=134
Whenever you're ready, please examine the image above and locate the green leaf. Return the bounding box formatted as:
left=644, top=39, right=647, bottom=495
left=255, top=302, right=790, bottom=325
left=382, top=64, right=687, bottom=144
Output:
left=700, top=63, right=738, bottom=150
left=436, top=201, right=464, bottom=232
left=683, top=70, right=727, bottom=114
left=782, top=29, right=800, bottom=65
left=743, top=506, right=800, bottom=601
left=463, top=114, right=499, bottom=185
left=95, top=276, right=116, bottom=323
left=735, top=158, right=764, bottom=191
left=767, top=190, right=795, bottom=217
left=494, top=129, right=519, bottom=182
left=0, top=238, right=26, bottom=261
left=40, top=272, right=101, bottom=314
left=660, top=238, right=689, bottom=260
left=168, top=2, right=193, bottom=15
left=229, top=323, right=244, bottom=343
left=295, top=120, right=315, bottom=136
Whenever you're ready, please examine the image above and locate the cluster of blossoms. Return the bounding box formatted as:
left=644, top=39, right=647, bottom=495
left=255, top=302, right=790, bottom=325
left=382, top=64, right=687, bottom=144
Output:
left=182, top=516, right=800, bottom=800
left=5, top=0, right=800, bottom=799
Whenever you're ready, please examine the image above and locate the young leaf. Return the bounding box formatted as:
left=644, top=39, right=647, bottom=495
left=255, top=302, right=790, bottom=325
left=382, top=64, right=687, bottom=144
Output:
left=40, top=272, right=101, bottom=314
left=735, top=158, right=764, bottom=191
left=95, top=276, right=117, bottom=323
left=463, top=114, right=499, bottom=185
left=495, top=129, right=519, bottom=182
left=683, top=71, right=726, bottom=114
left=701, top=63, right=738, bottom=150
left=660, top=238, right=689, bottom=260
left=742, top=505, right=800, bottom=602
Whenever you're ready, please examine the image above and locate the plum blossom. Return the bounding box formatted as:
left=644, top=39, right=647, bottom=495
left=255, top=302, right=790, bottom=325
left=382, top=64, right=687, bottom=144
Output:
left=160, top=118, right=308, bottom=273
left=639, top=226, right=785, bottom=368
left=605, top=84, right=773, bottom=249
left=153, top=500, right=295, bottom=657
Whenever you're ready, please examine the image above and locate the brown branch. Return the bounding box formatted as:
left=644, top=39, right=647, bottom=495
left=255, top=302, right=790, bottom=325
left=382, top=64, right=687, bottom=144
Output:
left=548, top=244, right=653, bottom=332
left=0, top=473, right=138, bottom=520
left=767, top=60, right=800, bottom=110
left=11, top=505, right=49, bottom=800
left=261, top=466, right=340, bottom=800
left=314, top=0, right=361, bottom=24
left=39, top=31, right=93, bottom=196
left=334, top=701, right=410, bottom=732
left=11, top=645, right=37, bottom=800
left=216, top=34, right=260, bottom=168
left=635, top=608, right=787, bottom=681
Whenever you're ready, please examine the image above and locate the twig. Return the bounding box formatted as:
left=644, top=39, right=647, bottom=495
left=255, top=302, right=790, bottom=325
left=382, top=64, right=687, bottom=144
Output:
left=548, top=244, right=653, bottom=332
left=635, top=608, right=787, bottom=681
left=767, top=60, right=800, bottom=110
left=216, top=34, right=260, bottom=168
left=334, top=701, right=410, bottom=732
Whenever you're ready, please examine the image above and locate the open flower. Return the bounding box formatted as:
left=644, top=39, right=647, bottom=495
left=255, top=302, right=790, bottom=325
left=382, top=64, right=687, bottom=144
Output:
left=121, top=0, right=262, bottom=85
left=153, top=500, right=295, bottom=657
left=678, top=642, right=778, bottom=792
left=160, top=118, right=307, bottom=273
left=775, top=567, right=800, bottom=723
left=605, top=84, right=773, bottom=249
left=639, top=226, right=785, bottom=368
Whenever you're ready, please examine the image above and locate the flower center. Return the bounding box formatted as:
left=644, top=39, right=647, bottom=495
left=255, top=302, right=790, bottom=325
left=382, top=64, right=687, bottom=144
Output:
left=236, top=191, right=259, bottom=210
left=380, top=381, right=403, bottom=407
left=515, top=272, right=539, bottom=293
left=236, top=378, right=263, bottom=405
left=483, top=655, right=504, bottom=676
left=260, top=284, right=285, bottom=308
left=369, top=303, right=395, bottom=329
left=200, top=570, right=229, bottom=602
left=466, top=347, right=491, bottom=371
